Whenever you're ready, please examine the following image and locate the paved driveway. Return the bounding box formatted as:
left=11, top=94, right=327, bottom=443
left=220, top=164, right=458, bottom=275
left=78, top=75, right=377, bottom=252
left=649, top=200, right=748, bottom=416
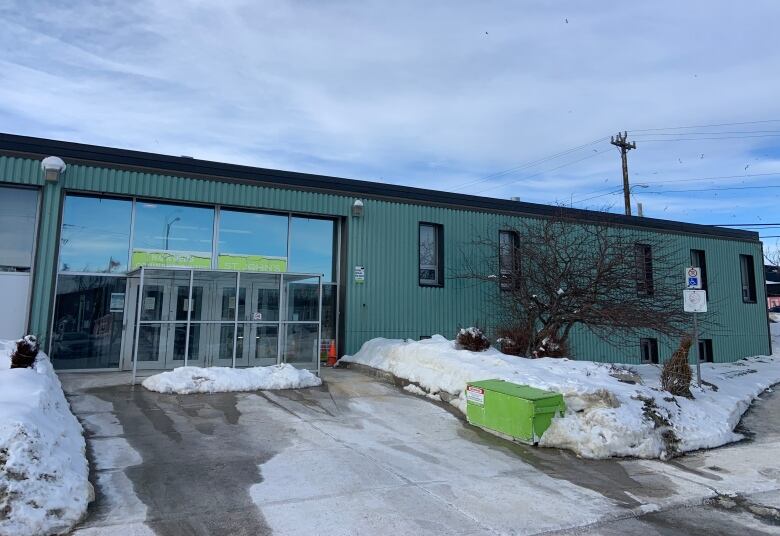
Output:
left=61, top=368, right=780, bottom=536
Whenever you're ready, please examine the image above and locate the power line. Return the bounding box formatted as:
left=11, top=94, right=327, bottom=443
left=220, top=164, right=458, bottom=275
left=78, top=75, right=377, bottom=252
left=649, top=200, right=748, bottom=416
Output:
left=631, top=130, right=780, bottom=137
left=572, top=184, right=780, bottom=205
left=451, top=136, right=610, bottom=192
left=570, top=172, right=780, bottom=204
left=635, top=134, right=780, bottom=142
left=717, top=223, right=780, bottom=227
left=630, top=119, right=780, bottom=133
left=641, top=185, right=780, bottom=194
left=476, top=148, right=612, bottom=195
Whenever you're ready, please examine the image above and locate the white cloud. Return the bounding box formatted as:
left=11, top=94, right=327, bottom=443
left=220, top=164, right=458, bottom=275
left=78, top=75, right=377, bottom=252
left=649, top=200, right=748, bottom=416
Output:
left=1, top=0, right=779, bottom=238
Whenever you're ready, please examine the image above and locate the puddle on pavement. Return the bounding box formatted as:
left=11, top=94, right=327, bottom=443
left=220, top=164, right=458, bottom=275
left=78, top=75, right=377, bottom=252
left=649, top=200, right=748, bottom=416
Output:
left=79, top=385, right=286, bottom=536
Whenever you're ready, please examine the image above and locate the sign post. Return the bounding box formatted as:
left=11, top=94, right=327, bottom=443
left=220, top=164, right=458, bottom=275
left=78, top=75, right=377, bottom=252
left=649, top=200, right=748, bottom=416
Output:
left=683, top=267, right=705, bottom=387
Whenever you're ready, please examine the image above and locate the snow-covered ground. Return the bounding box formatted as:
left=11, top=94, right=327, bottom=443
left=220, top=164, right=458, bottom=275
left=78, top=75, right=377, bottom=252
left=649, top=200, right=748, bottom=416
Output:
left=0, top=340, right=92, bottom=536
left=342, top=327, right=780, bottom=460
left=142, top=364, right=322, bottom=394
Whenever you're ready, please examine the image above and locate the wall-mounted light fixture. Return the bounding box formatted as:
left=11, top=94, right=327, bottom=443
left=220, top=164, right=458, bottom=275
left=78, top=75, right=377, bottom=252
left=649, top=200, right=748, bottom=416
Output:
left=41, top=156, right=67, bottom=182
left=352, top=199, right=364, bottom=217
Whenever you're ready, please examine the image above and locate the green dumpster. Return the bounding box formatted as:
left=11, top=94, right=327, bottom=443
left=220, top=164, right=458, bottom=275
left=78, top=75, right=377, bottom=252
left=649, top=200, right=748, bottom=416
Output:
left=466, top=379, right=565, bottom=445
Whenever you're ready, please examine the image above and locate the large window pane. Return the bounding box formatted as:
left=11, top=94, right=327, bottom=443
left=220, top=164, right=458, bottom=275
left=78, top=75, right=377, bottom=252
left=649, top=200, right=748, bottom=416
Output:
left=289, top=217, right=335, bottom=281
left=51, top=275, right=126, bottom=369
left=284, top=323, right=318, bottom=365
left=0, top=187, right=37, bottom=270
left=60, top=196, right=131, bottom=273
left=132, top=202, right=214, bottom=269
left=218, top=210, right=288, bottom=271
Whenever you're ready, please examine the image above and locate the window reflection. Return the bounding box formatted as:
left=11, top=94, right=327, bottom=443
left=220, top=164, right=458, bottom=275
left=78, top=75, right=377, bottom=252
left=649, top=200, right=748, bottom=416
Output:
left=51, top=275, right=126, bottom=369
left=218, top=210, right=288, bottom=272
left=132, top=202, right=214, bottom=269
left=0, top=187, right=37, bottom=270
left=289, top=217, right=335, bottom=281
left=60, top=196, right=131, bottom=273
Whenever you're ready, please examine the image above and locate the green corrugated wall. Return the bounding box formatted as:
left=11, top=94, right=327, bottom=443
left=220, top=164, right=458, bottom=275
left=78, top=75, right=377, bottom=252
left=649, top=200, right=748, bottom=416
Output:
left=0, top=154, right=771, bottom=364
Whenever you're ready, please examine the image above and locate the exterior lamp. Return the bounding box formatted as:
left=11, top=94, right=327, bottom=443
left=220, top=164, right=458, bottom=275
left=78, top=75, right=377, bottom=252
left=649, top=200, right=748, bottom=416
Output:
left=41, top=156, right=67, bottom=182
left=352, top=199, right=364, bottom=218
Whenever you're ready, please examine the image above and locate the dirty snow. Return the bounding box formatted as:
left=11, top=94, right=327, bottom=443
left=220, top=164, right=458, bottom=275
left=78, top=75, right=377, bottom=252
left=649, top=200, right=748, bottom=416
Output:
left=342, top=328, right=780, bottom=459
left=142, top=364, right=322, bottom=394
left=0, top=340, right=92, bottom=536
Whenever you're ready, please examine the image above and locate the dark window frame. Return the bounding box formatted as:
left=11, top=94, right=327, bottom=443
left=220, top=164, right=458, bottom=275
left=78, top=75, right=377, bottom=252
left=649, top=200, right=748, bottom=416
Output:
left=689, top=249, right=708, bottom=292
left=697, top=338, right=714, bottom=363
left=640, top=337, right=659, bottom=364
left=635, top=243, right=655, bottom=297
left=499, top=230, right=519, bottom=291
left=418, top=222, right=444, bottom=287
left=740, top=254, right=757, bottom=303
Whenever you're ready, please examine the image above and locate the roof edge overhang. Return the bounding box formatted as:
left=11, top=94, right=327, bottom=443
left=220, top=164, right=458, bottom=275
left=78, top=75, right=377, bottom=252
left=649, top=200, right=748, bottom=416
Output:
left=0, top=132, right=759, bottom=242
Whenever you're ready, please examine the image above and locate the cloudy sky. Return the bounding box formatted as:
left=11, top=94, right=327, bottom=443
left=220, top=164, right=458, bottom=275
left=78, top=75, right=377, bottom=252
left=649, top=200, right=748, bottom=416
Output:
left=2, top=1, right=780, bottom=248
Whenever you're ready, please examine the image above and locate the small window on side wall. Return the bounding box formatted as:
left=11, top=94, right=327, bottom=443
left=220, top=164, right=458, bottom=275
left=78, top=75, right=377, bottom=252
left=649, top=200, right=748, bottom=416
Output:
left=739, top=254, right=757, bottom=303
left=635, top=243, right=654, bottom=296
left=697, top=339, right=713, bottom=363
left=640, top=337, right=659, bottom=364
left=499, top=230, right=519, bottom=290
left=690, top=249, right=708, bottom=292
left=419, top=223, right=444, bottom=287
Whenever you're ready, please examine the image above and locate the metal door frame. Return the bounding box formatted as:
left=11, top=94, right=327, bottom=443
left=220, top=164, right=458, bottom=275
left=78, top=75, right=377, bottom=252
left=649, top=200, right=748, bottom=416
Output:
left=129, top=266, right=322, bottom=384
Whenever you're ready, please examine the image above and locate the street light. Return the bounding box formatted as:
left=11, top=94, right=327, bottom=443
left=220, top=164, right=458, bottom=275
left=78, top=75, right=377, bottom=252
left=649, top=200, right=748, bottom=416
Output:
left=165, top=217, right=180, bottom=250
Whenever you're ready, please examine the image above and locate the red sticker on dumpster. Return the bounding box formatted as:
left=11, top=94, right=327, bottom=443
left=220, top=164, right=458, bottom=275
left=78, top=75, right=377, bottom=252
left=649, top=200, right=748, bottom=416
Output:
left=467, top=385, right=485, bottom=406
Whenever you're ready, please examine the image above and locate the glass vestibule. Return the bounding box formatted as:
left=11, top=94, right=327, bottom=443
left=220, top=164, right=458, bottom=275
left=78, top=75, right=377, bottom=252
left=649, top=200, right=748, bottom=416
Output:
left=51, top=194, right=341, bottom=370
left=124, top=267, right=322, bottom=378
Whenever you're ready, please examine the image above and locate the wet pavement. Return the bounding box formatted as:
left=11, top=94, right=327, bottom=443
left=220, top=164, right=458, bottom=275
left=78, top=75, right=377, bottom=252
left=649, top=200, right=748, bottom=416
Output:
left=60, top=369, right=780, bottom=536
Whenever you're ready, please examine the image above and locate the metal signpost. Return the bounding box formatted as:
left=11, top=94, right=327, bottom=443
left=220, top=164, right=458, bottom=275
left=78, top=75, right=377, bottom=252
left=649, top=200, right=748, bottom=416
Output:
left=683, top=267, right=706, bottom=387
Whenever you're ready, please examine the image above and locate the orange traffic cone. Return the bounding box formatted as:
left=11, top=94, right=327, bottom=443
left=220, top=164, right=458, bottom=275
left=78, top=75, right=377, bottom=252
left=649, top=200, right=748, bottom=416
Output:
left=326, top=341, right=338, bottom=367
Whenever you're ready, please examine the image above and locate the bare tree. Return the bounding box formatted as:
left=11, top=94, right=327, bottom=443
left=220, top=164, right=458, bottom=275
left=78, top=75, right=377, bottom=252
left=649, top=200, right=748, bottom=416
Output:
left=459, top=210, right=693, bottom=357
left=765, top=240, right=780, bottom=267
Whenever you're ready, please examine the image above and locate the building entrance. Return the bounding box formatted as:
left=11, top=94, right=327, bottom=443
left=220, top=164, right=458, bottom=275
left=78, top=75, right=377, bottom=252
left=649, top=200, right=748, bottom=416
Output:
left=121, top=268, right=323, bottom=375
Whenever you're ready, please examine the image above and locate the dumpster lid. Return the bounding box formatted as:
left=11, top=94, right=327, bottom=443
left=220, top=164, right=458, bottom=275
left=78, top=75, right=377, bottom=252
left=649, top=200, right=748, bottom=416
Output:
left=468, top=379, right=560, bottom=400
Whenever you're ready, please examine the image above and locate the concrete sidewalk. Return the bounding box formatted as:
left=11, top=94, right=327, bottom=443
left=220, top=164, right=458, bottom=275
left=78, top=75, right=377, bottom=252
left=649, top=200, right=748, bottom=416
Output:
left=61, top=368, right=780, bottom=536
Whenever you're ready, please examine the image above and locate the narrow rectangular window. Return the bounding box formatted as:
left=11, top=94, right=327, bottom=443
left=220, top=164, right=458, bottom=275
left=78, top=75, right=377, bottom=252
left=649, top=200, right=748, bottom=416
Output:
left=690, top=249, right=708, bottom=292
left=740, top=254, right=757, bottom=303
left=697, top=339, right=713, bottom=363
left=419, top=223, right=443, bottom=286
left=640, top=338, right=659, bottom=364
left=499, top=230, right=518, bottom=290
left=635, top=243, right=654, bottom=296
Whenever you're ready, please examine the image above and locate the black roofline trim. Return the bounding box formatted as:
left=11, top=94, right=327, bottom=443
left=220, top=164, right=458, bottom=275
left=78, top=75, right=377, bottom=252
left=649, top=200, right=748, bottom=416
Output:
left=0, top=132, right=758, bottom=242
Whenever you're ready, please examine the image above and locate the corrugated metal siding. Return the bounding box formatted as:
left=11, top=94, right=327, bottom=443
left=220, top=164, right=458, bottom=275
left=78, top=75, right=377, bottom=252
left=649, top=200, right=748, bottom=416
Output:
left=1, top=155, right=772, bottom=363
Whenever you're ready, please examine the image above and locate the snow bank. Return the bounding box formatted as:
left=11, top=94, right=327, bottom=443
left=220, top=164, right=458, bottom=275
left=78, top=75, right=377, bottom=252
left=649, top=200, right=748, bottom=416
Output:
left=341, top=333, right=780, bottom=459
left=0, top=340, right=91, bottom=536
left=142, top=364, right=322, bottom=394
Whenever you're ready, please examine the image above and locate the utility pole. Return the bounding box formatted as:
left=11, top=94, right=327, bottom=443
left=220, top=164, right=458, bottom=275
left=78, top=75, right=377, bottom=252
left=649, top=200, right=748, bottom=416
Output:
left=611, top=131, right=637, bottom=216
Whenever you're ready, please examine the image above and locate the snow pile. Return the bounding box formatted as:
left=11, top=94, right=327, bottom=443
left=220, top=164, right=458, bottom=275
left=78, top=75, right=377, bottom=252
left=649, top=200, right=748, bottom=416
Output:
left=342, top=332, right=780, bottom=459
left=0, top=340, right=92, bottom=536
left=142, top=364, right=322, bottom=394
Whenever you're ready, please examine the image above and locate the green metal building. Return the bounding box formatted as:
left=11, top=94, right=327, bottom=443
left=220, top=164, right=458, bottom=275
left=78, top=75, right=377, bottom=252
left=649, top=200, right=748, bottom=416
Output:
left=0, top=133, right=770, bottom=371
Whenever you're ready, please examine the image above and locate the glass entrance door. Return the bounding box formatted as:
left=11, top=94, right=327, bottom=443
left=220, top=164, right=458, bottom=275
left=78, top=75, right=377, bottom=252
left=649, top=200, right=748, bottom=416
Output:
left=125, top=268, right=321, bottom=374
left=282, top=275, right=322, bottom=370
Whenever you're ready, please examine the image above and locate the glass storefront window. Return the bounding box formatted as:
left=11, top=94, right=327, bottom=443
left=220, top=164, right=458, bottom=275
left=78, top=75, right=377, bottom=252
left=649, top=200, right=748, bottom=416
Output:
left=0, top=186, right=37, bottom=270
left=218, top=210, right=288, bottom=272
left=132, top=202, right=214, bottom=269
left=289, top=217, right=335, bottom=281
left=59, top=196, right=131, bottom=273
left=51, top=275, right=126, bottom=369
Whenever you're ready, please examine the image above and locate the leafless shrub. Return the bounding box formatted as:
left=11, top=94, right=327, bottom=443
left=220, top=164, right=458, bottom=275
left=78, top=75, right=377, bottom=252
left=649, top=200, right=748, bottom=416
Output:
left=661, top=336, right=693, bottom=398
left=11, top=335, right=39, bottom=369
left=456, top=327, right=491, bottom=352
